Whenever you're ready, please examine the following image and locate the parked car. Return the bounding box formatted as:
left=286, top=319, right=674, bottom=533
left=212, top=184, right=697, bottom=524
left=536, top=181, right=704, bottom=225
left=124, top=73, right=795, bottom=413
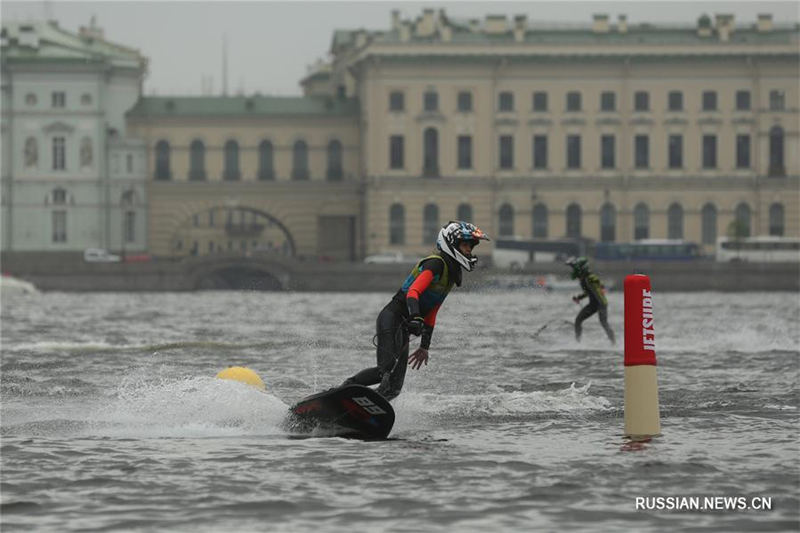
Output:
left=84, top=248, right=121, bottom=263
left=363, top=252, right=415, bottom=264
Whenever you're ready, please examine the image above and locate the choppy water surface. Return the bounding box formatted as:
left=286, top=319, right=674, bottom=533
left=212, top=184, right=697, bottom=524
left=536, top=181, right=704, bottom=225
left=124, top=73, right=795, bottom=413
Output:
left=1, top=289, right=798, bottom=532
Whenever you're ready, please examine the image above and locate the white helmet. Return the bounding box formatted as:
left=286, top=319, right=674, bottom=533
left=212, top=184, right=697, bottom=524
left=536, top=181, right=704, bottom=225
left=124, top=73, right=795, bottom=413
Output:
left=436, top=221, right=490, bottom=272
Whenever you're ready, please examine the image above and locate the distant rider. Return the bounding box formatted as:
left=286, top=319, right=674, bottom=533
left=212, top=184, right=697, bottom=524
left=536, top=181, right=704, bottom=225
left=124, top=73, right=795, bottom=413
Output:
left=566, top=256, right=616, bottom=345
left=342, top=221, right=490, bottom=400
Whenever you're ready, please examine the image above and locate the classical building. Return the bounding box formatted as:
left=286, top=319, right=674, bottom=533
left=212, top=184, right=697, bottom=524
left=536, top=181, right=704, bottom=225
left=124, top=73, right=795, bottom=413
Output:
left=129, top=10, right=798, bottom=260
left=1, top=19, right=148, bottom=253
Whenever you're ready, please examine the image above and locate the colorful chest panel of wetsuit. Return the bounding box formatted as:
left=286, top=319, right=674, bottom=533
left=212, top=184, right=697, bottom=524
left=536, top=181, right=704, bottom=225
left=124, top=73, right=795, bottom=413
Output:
left=401, top=254, right=454, bottom=321
left=580, top=273, right=607, bottom=306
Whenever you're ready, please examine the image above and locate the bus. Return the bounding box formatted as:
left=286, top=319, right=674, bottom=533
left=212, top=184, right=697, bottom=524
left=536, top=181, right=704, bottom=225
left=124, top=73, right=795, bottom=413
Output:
left=593, top=240, right=701, bottom=261
left=491, top=238, right=590, bottom=270
left=715, top=236, right=800, bottom=263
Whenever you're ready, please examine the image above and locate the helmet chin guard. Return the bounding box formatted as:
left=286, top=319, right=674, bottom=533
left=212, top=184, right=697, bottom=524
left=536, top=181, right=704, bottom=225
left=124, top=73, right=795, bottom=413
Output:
left=436, top=221, right=490, bottom=272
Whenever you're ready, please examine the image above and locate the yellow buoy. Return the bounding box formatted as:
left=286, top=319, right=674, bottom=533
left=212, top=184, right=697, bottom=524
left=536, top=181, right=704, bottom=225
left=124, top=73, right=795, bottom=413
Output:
left=215, top=366, right=266, bottom=391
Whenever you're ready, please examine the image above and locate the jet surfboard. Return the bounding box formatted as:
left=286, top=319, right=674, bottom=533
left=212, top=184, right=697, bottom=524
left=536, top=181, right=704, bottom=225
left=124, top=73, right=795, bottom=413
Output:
left=283, top=384, right=395, bottom=440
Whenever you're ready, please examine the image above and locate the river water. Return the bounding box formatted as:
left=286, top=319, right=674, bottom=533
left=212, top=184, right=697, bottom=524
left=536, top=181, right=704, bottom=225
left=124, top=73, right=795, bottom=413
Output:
left=1, top=289, right=798, bottom=532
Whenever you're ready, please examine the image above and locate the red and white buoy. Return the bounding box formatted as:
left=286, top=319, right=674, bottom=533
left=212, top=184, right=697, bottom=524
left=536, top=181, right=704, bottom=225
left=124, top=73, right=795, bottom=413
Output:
left=623, top=274, right=661, bottom=438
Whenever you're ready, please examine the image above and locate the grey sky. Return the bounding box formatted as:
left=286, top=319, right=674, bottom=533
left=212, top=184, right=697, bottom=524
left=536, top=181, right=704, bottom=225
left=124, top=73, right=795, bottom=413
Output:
left=3, top=0, right=798, bottom=96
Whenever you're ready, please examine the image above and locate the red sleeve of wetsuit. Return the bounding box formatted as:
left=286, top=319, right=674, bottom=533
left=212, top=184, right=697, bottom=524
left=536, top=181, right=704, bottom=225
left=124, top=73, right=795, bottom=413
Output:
left=407, top=269, right=434, bottom=304
left=423, top=304, right=440, bottom=327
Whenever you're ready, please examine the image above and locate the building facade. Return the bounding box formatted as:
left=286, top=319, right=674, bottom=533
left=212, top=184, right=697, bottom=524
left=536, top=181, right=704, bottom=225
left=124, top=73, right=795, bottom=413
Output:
left=131, top=10, right=798, bottom=260
left=0, top=19, right=148, bottom=253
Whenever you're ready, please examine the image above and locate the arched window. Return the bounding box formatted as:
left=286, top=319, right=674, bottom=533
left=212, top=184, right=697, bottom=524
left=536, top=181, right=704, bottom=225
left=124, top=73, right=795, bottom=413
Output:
left=600, top=203, right=616, bottom=242
left=423, top=203, right=439, bottom=244
left=498, top=203, right=514, bottom=237
left=769, top=203, right=785, bottom=236
left=52, top=187, right=67, bottom=205
left=634, top=203, right=650, bottom=240
left=223, top=140, right=240, bottom=180
left=457, top=203, right=473, bottom=223
left=258, top=140, right=274, bottom=180
left=532, top=203, right=548, bottom=238
left=734, top=203, right=751, bottom=237
left=769, top=126, right=785, bottom=177
left=667, top=203, right=684, bottom=239
left=189, top=140, right=206, bottom=181
left=423, top=128, right=439, bottom=177
left=327, top=140, right=343, bottom=181
left=155, top=140, right=170, bottom=180
left=389, top=203, right=405, bottom=245
left=292, top=140, right=309, bottom=180
left=566, top=203, right=581, bottom=238
left=701, top=203, right=717, bottom=245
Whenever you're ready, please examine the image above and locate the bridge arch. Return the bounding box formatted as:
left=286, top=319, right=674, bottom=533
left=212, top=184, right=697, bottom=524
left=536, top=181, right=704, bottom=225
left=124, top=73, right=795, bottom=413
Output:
left=169, top=206, right=296, bottom=258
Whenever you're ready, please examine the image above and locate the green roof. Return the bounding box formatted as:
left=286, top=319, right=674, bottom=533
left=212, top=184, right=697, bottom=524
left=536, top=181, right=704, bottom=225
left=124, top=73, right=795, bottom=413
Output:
left=126, top=95, right=359, bottom=118
left=1, top=20, right=146, bottom=70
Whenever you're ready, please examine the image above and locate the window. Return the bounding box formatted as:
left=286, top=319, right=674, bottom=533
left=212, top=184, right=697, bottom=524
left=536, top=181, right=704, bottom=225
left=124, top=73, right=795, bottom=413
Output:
left=499, top=135, right=513, bottom=169
left=736, top=90, right=751, bottom=111
left=532, top=204, right=548, bottom=238
left=52, top=137, right=66, bottom=170
left=292, top=140, right=309, bottom=180
left=668, top=135, right=683, bottom=168
left=498, top=91, right=514, bottom=111
left=532, top=91, right=548, bottom=112
left=258, top=140, right=274, bottom=180
left=498, top=203, right=514, bottom=237
left=668, top=91, right=683, bottom=111
left=702, top=135, right=717, bottom=169
left=25, top=93, right=37, bottom=106
left=81, top=93, right=92, bottom=105
left=389, top=91, right=404, bottom=111
left=566, top=135, right=581, bottom=169
left=566, top=203, right=581, bottom=238
left=457, top=203, right=473, bottom=223
left=566, top=92, right=581, bottom=112
left=702, top=91, right=717, bottom=111
left=155, top=140, right=170, bottom=180
left=52, top=188, right=67, bottom=205
left=51, top=91, right=65, bottom=108
left=457, top=91, right=473, bottom=112
left=634, top=203, right=650, bottom=240
left=423, top=128, right=439, bottom=177
left=223, top=140, right=240, bottom=180
left=769, top=90, right=785, bottom=111
left=389, top=203, right=405, bottom=244
left=769, top=126, right=785, bottom=176
left=533, top=135, right=547, bottom=169
left=126, top=153, right=133, bottom=173
left=24, top=137, right=38, bottom=168
left=327, top=140, right=343, bottom=181
left=600, top=203, right=616, bottom=242
left=424, top=91, right=438, bottom=112
left=600, top=92, right=616, bottom=112
left=189, top=140, right=206, bottom=180
left=667, top=203, right=684, bottom=239
left=701, top=204, right=717, bottom=245
left=635, top=135, right=649, bottom=168
left=601, top=135, right=615, bottom=169
left=769, top=203, right=785, bottom=236
left=735, top=203, right=751, bottom=237
left=423, top=204, right=439, bottom=244
left=124, top=211, right=136, bottom=243
left=52, top=210, right=66, bottom=242
left=390, top=135, right=404, bottom=169
left=736, top=135, right=751, bottom=168
left=457, top=135, right=472, bottom=169
left=634, top=91, right=649, bottom=111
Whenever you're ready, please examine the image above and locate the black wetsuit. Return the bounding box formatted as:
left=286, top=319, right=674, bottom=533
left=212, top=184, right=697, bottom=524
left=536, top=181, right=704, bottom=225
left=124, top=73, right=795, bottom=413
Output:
left=574, top=273, right=616, bottom=344
left=343, top=253, right=461, bottom=400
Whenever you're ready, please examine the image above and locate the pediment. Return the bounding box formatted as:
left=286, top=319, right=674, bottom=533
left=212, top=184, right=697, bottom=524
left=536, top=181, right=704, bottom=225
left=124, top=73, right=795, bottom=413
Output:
left=43, top=121, right=75, bottom=134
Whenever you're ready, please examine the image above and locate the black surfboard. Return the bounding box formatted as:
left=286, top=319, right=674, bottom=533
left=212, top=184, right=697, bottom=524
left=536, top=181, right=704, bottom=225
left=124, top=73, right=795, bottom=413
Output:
left=283, top=384, right=395, bottom=440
